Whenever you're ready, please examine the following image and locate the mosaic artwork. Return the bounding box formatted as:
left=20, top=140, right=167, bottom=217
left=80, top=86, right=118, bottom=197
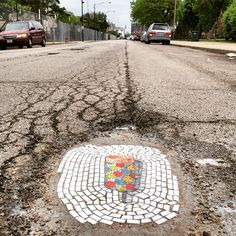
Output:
left=57, top=145, right=180, bottom=225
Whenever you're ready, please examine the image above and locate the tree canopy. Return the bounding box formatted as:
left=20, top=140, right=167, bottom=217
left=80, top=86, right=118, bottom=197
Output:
left=0, top=0, right=69, bottom=22
left=83, top=12, right=110, bottom=32
left=224, top=0, right=236, bottom=39
left=0, top=0, right=17, bottom=20
left=194, top=0, right=232, bottom=32
left=131, top=0, right=178, bottom=27
left=16, top=0, right=64, bottom=16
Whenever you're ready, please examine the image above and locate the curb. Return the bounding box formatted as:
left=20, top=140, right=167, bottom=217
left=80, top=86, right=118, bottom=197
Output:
left=171, top=43, right=236, bottom=55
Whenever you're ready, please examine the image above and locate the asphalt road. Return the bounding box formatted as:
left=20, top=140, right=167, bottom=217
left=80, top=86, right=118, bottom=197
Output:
left=0, top=41, right=235, bottom=236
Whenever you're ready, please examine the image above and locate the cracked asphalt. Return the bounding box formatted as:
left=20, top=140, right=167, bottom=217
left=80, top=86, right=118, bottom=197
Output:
left=0, top=40, right=235, bottom=236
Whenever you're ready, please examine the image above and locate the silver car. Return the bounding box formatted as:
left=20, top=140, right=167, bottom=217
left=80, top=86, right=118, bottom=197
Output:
left=140, top=31, right=147, bottom=42
left=145, top=23, right=171, bottom=45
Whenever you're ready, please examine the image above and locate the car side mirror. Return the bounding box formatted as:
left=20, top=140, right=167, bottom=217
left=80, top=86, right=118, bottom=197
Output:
left=29, top=27, right=35, bottom=31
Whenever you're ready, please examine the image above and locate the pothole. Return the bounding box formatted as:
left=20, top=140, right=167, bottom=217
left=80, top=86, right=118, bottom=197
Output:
left=70, top=48, right=85, bottom=51
left=57, top=145, right=180, bottom=225
left=47, top=52, right=60, bottom=55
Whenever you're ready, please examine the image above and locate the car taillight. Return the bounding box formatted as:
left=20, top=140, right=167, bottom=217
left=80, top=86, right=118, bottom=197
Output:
left=149, top=31, right=156, bottom=35
left=165, top=32, right=172, bottom=37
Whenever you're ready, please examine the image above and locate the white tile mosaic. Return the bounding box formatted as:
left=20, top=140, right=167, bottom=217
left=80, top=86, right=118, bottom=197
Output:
left=57, top=145, right=180, bottom=225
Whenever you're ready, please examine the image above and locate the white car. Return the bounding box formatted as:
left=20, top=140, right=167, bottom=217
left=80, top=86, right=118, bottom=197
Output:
left=140, top=31, right=147, bottom=42
left=145, top=23, right=171, bottom=45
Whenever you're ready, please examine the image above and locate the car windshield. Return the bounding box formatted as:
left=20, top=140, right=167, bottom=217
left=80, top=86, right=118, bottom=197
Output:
left=152, top=24, right=169, bottom=30
left=5, top=22, right=28, bottom=31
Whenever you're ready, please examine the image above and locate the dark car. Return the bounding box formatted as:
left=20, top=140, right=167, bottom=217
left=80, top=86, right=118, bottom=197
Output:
left=0, top=21, right=46, bottom=50
left=145, top=23, right=171, bottom=45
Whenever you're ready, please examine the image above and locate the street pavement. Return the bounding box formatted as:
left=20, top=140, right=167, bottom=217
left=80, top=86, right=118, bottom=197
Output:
left=0, top=40, right=235, bottom=236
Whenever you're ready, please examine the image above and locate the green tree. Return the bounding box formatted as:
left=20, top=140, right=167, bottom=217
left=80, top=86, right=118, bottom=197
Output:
left=223, top=0, right=236, bottom=40
left=131, top=0, right=180, bottom=27
left=194, top=0, right=232, bottom=32
left=57, top=11, right=81, bottom=25
left=83, top=12, right=109, bottom=32
left=16, top=0, right=66, bottom=16
left=180, top=0, right=198, bottom=29
left=176, top=0, right=199, bottom=37
left=0, top=0, right=17, bottom=21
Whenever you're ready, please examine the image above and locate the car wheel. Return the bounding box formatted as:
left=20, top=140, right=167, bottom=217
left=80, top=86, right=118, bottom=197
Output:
left=18, top=45, right=23, bottom=49
left=145, top=40, right=150, bottom=44
left=0, top=46, right=7, bottom=50
left=166, top=41, right=170, bottom=45
left=42, top=37, right=46, bottom=47
left=27, top=37, right=32, bottom=48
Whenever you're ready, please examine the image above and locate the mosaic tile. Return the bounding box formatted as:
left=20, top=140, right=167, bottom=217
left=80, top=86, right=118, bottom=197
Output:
left=141, top=218, right=152, bottom=223
left=102, top=215, right=113, bottom=221
left=166, top=212, right=177, bottom=219
left=113, top=218, right=126, bottom=223
left=127, top=219, right=140, bottom=224
left=172, top=205, right=180, bottom=212
left=133, top=215, right=145, bottom=220
left=78, top=211, right=88, bottom=219
left=121, top=215, right=133, bottom=220
left=57, top=145, right=180, bottom=225
left=69, top=210, right=79, bottom=218
left=155, top=218, right=168, bottom=225
left=75, top=216, right=87, bottom=223
left=100, top=219, right=113, bottom=225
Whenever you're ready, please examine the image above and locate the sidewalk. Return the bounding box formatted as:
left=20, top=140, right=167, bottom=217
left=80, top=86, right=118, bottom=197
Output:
left=171, top=40, right=236, bottom=54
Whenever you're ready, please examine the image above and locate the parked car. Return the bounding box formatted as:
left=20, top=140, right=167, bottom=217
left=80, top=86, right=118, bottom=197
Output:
left=145, top=23, right=171, bottom=45
left=0, top=21, right=46, bottom=50
left=133, top=33, right=141, bottom=41
left=129, top=35, right=134, bottom=40
left=140, top=31, right=147, bottom=42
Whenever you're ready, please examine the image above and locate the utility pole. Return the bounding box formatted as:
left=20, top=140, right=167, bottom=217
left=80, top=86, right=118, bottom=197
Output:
left=39, top=0, right=43, bottom=24
left=16, top=3, right=19, bottom=21
left=93, top=2, right=112, bottom=41
left=94, top=3, right=96, bottom=41
left=173, top=0, right=177, bottom=38
left=81, top=0, right=84, bottom=42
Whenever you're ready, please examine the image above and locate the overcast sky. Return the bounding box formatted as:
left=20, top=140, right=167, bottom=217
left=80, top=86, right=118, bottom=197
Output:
left=60, top=0, right=131, bottom=32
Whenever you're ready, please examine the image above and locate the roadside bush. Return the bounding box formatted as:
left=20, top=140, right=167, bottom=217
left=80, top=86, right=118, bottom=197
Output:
left=223, top=0, right=236, bottom=40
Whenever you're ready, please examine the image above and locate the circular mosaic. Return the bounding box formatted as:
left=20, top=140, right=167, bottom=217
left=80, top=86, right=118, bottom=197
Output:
left=57, top=145, right=180, bottom=225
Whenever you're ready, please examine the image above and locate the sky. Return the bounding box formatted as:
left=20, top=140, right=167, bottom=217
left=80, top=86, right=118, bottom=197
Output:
left=60, top=0, right=132, bottom=32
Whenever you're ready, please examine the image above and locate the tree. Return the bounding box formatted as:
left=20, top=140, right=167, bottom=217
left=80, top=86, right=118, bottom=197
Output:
left=223, top=0, right=236, bottom=40
left=175, top=0, right=199, bottom=38
left=57, top=11, right=81, bottom=25
left=16, top=0, right=66, bottom=17
left=194, top=0, right=232, bottom=32
left=180, top=0, right=198, bottom=29
left=131, top=0, right=180, bottom=27
left=83, top=12, right=109, bottom=32
left=0, top=0, right=17, bottom=21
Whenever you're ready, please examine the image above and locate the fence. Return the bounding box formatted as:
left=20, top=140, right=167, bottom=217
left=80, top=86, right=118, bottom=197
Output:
left=0, top=8, right=116, bottom=42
